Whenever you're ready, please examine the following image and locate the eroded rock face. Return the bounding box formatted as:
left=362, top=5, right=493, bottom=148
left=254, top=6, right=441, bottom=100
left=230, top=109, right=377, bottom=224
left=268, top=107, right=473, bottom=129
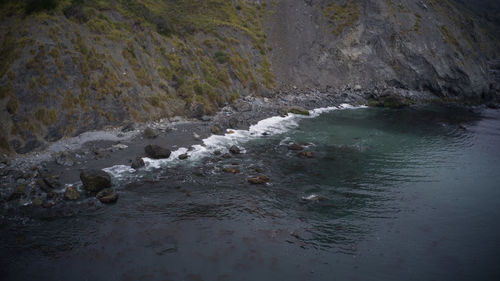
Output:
left=80, top=169, right=112, bottom=192
left=144, top=145, right=171, bottom=159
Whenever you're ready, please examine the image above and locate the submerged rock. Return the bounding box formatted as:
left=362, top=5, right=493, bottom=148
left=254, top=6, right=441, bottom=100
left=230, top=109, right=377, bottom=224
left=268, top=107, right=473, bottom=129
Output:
left=248, top=175, right=270, bottom=184
left=64, top=186, right=81, bottom=201
left=145, top=144, right=171, bottom=159
left=131, top=157, right=145, bottom=169
left=223, top=167, right=240, bottom=174
left=144, top=127, right=159, bottom=139
left=80, top=169, right=112, bottom=192
left=288, top=143, right=304, bottom=151
left=299, top=151, right=314, bottom=158
left=301, top=194, right=322, bottom=202
left=229, top=145, right=241, bottom=154
left=96, top=188, right=118, bottom=204
left=178, top=153, right=189, bottom=160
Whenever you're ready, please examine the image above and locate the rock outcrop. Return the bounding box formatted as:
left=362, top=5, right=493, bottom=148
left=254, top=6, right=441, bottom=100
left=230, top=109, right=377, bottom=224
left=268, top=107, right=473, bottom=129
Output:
left=80, top=169, right=112, bottom=192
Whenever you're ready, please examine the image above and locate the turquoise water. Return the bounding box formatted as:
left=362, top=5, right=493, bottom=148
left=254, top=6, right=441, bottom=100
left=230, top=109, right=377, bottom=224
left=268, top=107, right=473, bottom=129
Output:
left=1, top=106, right=500, bottom=280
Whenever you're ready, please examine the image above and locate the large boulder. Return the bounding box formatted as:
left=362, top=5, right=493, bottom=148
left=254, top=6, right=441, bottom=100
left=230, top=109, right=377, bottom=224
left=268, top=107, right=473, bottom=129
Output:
left=144, top=144, right=171, bottom=159
left=229, top=145, right=241, bottom=154
left=80, top=169, right=112, bottom=192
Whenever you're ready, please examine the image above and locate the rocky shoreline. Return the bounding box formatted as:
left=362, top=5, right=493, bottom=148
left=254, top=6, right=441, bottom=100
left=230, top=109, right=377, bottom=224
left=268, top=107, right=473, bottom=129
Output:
left=0, top=87, right=497, bottom=218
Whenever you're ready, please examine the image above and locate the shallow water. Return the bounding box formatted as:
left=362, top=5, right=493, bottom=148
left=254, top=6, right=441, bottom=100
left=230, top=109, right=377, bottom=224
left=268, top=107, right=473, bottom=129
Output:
left=2, top=105, right=500, bottom=281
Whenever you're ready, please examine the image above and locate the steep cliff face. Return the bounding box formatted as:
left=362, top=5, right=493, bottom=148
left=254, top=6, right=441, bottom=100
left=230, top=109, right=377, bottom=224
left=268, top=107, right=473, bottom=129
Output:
left=0, top=0, right=275, bottom=155
left=0, top=0, right=499, bottom=156
left=267, top=0, right=499, bottom=96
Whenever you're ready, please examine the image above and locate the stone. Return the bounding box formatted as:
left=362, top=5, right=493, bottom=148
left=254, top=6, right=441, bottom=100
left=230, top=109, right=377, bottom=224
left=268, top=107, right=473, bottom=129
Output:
left=354, top=84, right=362, bottom=91
left=131, top=157, right=145, bottom=169
left=178, top=153, right=189, bottom=160
left=229, top=145, right=241, bottom=154
left=288, top=143, right=304, bottom=151
left=299, top=151, right=314, bottom=158
left=55, top=151, right=76, bottom=167
left=96, top=188, right=118, bottom=204
left=211, top=125, right=223, bottom=135
left=145, top=144, right=171, bottom=159
left=64, top=186, right=81, bottom=201
left=201, top=115, right=212, bottom=121
left=214, top=150, right=222, bottom=156
left=144, top=127, right=159, bottom=139
left=80, top=169, right=112, bottom=192
left=39, top=170, right=62, bottom=189
left=223, top=167, right=240, bottom=174
left=248, top=175, right=270, bottom=184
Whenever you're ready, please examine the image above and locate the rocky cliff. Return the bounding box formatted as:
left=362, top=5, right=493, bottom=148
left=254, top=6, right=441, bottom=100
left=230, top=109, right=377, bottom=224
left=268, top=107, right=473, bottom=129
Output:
left=0, top=0, right=499, bottom=156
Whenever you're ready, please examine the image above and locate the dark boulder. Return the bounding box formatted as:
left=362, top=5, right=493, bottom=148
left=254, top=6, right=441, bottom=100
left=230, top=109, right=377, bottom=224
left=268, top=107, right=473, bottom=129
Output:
left=131, top=157, right=145, bottom=169
left=145, top=145, right=171, bottom=159
left=178, top=153, right=189, bottom=160
left=96, top=188, right=118, bottom=204
left=229, top=145, right=241, bottom=154
left=80, top=169, right=112, bottom=192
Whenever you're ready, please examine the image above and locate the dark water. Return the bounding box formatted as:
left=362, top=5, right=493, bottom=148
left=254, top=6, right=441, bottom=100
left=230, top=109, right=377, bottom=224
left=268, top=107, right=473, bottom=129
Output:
left=2, top=106, right=500, bottom=281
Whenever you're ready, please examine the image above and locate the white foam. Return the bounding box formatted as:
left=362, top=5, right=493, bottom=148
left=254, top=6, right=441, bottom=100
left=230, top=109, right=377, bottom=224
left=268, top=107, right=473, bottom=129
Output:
left=105, top=104, right=367, bottom=181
